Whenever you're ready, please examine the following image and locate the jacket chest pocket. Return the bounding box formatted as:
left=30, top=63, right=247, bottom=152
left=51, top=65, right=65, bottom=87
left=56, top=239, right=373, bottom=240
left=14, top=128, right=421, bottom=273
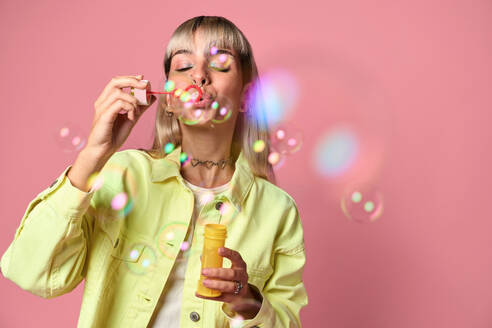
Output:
left=110, top=234, right=157, bottom=277
left=98, top=234, right=155, bottom=301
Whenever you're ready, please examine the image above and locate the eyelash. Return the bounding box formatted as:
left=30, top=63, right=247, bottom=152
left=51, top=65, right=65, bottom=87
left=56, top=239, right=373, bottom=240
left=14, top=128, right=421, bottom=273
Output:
left=175, top=66, right=230, bottom=72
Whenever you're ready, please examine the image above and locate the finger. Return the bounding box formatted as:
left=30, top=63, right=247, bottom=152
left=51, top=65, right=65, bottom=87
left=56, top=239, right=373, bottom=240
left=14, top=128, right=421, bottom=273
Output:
left=96, top=75, right=143, bottom=106
left=219, top=247, right=246, bottom=269
left=111, top=76, right=148, bottom=90
left=98, top=89, right=138, bottom=115
left=128, top=107, right=135, bottom=121
left=195, top=292, right=229, bottom=303
left=101, top=99, right=136, bottom=122
left=100, top=76, right=147, bottom=101
left=202, top=279, right=237, bottom=294
left=201, top=267, right=241, bottom=281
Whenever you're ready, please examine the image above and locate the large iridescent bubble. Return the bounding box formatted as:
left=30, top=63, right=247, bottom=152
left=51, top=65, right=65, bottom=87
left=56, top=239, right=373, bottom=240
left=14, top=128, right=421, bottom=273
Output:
left=247, top=68, right=299, bottom=126
left=55, top=123, right=86, bottom=153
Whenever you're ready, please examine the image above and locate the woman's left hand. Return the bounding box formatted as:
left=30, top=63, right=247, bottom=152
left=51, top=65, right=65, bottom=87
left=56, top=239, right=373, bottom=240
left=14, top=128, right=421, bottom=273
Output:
left=195, top=247, right=263, bottom=319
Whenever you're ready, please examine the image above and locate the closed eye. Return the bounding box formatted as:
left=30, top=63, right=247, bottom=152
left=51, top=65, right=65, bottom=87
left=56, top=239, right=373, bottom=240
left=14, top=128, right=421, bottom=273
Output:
left=176, top=67, right=192, bottom=72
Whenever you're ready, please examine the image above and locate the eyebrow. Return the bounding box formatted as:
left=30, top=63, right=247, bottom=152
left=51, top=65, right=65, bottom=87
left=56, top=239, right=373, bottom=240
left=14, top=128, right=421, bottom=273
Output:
left=169, top=48, right=235, bottom=62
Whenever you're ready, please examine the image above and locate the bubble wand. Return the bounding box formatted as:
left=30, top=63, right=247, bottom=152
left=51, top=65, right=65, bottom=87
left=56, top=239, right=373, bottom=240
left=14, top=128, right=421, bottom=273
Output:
left=131, top=80, right=203, bottom=106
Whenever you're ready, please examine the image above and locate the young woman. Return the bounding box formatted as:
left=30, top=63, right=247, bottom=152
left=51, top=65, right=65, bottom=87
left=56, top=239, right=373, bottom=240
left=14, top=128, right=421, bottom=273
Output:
left=1, top=16, right=308, bottom=327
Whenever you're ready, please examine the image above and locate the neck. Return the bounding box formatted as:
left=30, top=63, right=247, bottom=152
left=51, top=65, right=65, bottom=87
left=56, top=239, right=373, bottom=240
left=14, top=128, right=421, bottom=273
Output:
left=180, top=124, right=236, bottom=188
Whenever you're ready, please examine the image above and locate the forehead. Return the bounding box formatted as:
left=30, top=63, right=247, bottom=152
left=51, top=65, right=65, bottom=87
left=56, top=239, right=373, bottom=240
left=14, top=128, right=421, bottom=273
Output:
left=168, top=28, right=239, bottom=61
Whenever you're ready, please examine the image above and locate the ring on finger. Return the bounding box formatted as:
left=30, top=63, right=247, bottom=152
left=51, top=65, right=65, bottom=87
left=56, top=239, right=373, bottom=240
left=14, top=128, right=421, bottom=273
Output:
left=233, top=280, right=243, bottom=295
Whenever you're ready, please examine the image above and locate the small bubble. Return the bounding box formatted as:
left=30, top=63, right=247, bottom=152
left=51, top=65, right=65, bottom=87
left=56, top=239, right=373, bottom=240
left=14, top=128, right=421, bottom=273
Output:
left=351, top=191, right=362, bottom=203
left=253, top=140, right=266, bottom=153
left=230, top=315, right=244, bottom=328
left=364, top=201, right=375, bottom=212
left=276, top=129, right=285, bottom=140
left=341, top=185, right=384, bottom=223
left=268, top=152, right=280, bottom=165
left=271, top=125, right=303, bottom=154
left=164, top=80, right=175, bottom=92
left=87, top=172, right=104, bottom=191
left=129, top=249, right=139, bottom=260
left=180, top=91, right=191, bottom=102
left=59, top=127, right=69, bottom=138
left=72, top=136, right=81, bottom=146
left=164, top=143, right=175, bottom=154
left=180, top=241, right=190, bottom=251
left=111, top=192, right=128, bottom=210
left=287, top=138, right=297, bottom=147
left=55, top=124, right=86, bottom=153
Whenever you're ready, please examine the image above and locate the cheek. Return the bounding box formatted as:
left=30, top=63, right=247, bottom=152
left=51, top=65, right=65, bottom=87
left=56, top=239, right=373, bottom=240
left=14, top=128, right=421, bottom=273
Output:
left=167, top=75, right=198, bottom=93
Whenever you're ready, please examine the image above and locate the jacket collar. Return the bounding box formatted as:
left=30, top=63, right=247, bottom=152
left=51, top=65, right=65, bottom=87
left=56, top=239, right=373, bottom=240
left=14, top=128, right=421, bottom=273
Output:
left=150, top=146, right=254, bottom=211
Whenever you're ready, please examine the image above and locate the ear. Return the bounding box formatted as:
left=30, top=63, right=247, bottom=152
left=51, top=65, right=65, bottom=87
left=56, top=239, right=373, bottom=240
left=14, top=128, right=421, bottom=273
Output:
left=239, top=82, right=253, bottom=113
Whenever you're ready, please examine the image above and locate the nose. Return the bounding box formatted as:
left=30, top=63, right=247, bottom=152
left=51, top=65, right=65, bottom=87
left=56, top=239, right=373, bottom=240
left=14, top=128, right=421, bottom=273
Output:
left=190, top=64, right=209, bottom=87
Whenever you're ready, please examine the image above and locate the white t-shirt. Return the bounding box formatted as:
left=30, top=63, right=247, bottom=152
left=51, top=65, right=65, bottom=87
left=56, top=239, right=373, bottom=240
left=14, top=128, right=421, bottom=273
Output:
left=147, top=178, right=231, bottom=328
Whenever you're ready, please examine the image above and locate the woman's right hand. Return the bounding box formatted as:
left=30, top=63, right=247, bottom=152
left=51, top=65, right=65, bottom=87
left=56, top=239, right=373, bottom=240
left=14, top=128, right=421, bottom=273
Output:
left=86, top=74, right=156, bottom=159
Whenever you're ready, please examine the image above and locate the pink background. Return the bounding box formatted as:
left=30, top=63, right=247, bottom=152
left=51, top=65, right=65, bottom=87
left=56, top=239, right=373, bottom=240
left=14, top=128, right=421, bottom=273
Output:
left=1, top=0, right=491, bottom=327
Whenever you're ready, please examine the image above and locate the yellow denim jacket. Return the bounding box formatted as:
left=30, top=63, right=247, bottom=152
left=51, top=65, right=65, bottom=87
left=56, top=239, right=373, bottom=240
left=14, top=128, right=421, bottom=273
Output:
left=1, top=147, right=307, bottom=327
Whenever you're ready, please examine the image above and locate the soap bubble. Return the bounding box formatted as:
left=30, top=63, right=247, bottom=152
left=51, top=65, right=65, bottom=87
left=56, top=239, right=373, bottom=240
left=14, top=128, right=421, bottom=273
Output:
left=313, top=126, right=359, bottom=178
left=86, top=172, right=104, bottom=192
left=209, top=53, right=233, bottom=72
left=93, top=162, right=138, bottom=219
left=271, top=125, right=303, bottom=154
left=180, top=241, right=190, bottom=251
left=197, top=200, right=239, bottom=226
left=211, top=98, right=233, bottom=124
left=125, top=243, right=157, bottom=275
left=230, top=315, right=244, bottom=328
left=340, top=185, right=384, bottom=223
left=248, top=69, right=299, bottom=126
left=253, top=140, right=266, bottom=153
left=167, top=86, right=206, bottom=126
left=55, top=123, right=86, bottom=153
left=111, top=192, right=127, bottom=210
left=179, top=152, right=191, bottom=167
left=164, top=80, right=175, bottom=92
left=164, top=142, right=175, bottom=154
left=157, top=223, right=189, bottom=259
left=267, top=151, right=286, bottom=168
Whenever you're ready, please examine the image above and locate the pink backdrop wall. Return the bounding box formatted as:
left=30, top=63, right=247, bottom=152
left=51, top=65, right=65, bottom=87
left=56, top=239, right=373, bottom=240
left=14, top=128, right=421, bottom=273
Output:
left=1, top=0, right=491, bottom=327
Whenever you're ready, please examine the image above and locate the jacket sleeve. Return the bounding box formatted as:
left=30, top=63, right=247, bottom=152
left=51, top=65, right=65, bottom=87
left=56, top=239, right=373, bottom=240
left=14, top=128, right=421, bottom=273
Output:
left=222, top=202, right=308, bottom=327
left=0, top=165, right=96, bottom=298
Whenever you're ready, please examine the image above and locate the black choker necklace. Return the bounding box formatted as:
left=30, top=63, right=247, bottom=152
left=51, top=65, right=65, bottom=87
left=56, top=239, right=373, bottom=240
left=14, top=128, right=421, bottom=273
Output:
left=190, top=157, right=234, bottom=169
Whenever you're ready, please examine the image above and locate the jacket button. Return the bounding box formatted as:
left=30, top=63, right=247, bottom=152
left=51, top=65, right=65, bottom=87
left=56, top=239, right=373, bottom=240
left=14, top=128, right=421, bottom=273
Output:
left=189, top=311, right=200, bottom=322
left=114, top=238, right=119, bottom=248
left=215, top=202, right=223, bottom=210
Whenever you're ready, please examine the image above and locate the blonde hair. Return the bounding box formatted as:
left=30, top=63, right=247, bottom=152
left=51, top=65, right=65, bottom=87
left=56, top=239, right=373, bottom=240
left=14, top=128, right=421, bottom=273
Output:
left=145, top=16, right=275, bottom=183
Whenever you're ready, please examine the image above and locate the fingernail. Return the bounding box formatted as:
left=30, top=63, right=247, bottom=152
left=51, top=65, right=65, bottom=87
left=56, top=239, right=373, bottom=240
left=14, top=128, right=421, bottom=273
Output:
left=202, top=268, right=210, bottom=275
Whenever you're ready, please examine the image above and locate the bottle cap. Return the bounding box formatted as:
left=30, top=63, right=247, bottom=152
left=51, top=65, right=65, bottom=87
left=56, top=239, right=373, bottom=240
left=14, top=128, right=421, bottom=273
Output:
left=204, top=224, right=227, bottom=239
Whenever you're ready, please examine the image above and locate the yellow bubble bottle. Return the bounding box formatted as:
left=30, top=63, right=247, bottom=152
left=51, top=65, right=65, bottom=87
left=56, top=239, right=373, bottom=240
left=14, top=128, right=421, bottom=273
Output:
left=196, top=224, right=227, bottom=297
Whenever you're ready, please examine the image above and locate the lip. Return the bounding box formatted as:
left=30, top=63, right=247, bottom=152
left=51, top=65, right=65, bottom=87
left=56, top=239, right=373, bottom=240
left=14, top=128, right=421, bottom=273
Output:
left=192, top=97, right=213, bottom=108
